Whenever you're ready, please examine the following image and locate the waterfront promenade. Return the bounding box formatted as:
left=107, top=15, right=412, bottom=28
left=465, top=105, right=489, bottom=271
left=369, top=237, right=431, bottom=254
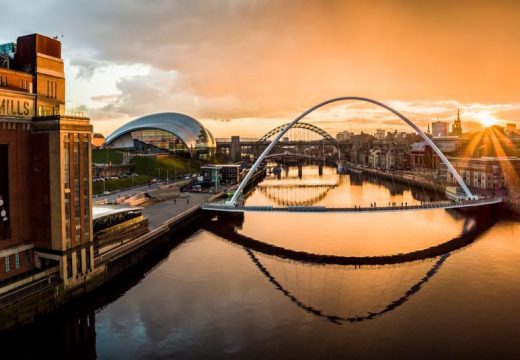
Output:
left=143, top=192, right=218, bottom=229
left=0, top=188, right=225, bottom=332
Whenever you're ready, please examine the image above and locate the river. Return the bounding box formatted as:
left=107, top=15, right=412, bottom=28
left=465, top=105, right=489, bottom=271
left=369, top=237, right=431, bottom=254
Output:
left=4, top=165, right=520, bottom=359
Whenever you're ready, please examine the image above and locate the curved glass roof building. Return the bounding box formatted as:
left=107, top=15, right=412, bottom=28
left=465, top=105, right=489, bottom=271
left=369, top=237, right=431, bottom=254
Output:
left=105, top=112, right=216, bottom=158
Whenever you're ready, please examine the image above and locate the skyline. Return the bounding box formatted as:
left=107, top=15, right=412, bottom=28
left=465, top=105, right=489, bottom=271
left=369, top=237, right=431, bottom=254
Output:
left=2, top=0, right=520, bottom=137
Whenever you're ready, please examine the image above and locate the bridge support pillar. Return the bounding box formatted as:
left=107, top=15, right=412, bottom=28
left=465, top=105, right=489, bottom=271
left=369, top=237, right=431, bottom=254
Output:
left=318, top=164, right=323, bottom=176
left=298, top=164, right=303, bottom=178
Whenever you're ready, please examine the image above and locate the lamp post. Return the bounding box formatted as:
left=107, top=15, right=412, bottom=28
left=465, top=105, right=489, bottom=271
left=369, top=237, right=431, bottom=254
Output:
left=166, top=169, right=169, bottom=185
left=156, top=168, right=162, bottom=182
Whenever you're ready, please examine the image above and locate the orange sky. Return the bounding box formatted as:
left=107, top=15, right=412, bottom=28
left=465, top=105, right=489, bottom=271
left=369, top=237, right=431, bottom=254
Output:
left=3, top=0, right=520, bottom=137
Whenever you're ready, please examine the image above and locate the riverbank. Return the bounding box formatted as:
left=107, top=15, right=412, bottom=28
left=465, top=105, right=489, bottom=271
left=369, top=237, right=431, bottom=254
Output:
left=0, top=190, right=224, bottom=333
left=349, top=164, right=446, bottom=193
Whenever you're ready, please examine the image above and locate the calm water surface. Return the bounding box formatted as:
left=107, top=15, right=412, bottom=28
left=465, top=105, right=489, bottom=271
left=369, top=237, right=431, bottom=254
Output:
left=5, top=166, right=520, bottom=359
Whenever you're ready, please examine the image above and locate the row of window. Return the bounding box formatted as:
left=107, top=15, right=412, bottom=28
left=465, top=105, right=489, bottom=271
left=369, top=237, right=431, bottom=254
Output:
left=0, top=76, right=32, bottom=90
left=47, top=80, right=58, bottom=98
left=20, top=79, right=30, bottom=91
left=63, top=134, right=91, bottom=248
left=3, top=251, right=30, bottom=273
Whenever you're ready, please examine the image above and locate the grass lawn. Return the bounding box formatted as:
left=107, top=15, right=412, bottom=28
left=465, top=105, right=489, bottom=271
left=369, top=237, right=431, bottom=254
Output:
left=130, top=155, right=206, bottom=180
left=92, top=149, right=124, bottom=164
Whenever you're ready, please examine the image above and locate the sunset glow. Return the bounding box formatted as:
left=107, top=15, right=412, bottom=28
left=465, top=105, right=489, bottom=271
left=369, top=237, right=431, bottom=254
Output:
left=475, top=111, right=500, bottom=128
left=1, top=1, right=519, bottom=136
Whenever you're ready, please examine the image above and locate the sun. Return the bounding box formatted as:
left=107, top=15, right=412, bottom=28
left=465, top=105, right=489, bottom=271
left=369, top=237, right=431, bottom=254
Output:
left=475, top=111, right=499, bottom=128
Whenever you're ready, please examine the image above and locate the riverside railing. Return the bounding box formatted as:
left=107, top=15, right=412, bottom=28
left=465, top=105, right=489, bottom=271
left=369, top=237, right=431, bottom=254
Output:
left=202, top=198, right=501, bottom=213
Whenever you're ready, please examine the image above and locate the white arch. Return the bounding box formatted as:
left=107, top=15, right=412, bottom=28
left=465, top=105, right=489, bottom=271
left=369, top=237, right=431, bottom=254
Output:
left=227, top=97, right=475, bottom=205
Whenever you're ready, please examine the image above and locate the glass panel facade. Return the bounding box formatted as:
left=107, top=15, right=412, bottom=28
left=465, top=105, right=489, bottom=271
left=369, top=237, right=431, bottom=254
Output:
left=130, top=129, right=188, bottom=154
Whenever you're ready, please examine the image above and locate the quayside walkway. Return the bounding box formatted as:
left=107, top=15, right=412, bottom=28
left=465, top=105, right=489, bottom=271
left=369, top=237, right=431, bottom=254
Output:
left=202, top=198, right=503, bottom=213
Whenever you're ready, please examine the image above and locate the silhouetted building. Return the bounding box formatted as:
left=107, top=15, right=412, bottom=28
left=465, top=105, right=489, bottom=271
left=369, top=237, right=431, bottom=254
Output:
left=336, top=130, right=353, bottom=142
left=230, top=136, right=241, bottom=162
left=432, top=121, right=449, bottom=138
left=410, top=142, right=438, bottom=170
left=451, top=108, right=463, bottom=136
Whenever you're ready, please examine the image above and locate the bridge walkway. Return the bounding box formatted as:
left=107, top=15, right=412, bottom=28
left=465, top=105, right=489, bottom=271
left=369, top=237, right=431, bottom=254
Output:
left=202, top=198, right=502, bottom=213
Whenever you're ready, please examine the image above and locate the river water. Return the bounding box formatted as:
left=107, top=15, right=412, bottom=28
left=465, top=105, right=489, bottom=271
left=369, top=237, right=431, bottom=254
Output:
left=4, top=166, right=520, bottom=359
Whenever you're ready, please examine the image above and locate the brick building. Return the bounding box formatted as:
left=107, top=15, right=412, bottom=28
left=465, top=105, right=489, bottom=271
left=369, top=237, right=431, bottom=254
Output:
left=0, top=34, right=93, bottom=287
left=444, top=157, right=520, bottom=191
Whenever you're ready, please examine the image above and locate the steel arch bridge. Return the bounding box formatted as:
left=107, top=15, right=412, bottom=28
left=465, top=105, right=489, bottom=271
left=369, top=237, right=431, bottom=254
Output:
left=228, top=96, right=476, bottom=206
left=257, top=122, right=337, bottom=144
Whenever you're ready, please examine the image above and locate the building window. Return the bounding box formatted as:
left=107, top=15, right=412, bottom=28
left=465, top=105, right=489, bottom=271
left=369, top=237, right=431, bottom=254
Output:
left=15, top=253, right=19, bottom=269
left=24, top=251, right=30, bottom=266
left=76, top=250, right=82, bottom=275
left=86, top=247, right=91, bottom=271
left=67, top=255, right=73, bottom=279
left=5, top=255, right=10, bottom=273
left=64, top=140, right=70, bottom=189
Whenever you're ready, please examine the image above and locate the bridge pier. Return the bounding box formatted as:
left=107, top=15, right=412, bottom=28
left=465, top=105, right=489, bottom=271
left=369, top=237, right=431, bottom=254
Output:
left=318, top=164, right=323, bottom=176
left=298, top=164, right=303, bottom=178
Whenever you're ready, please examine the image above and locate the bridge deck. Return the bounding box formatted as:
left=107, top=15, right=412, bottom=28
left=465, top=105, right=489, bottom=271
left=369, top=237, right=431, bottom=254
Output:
left=202, top=198, right=503, bottom=213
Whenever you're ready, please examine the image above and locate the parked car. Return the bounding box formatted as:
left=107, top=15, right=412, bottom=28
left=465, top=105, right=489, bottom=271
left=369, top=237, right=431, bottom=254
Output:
left=190, top=185, right=202, bottom=192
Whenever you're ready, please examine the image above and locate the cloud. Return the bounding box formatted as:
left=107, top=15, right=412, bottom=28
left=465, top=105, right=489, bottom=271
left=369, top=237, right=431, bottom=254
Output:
left=2, top=0, right=519, bottom=135
left=91, top=94, right=120, bottom=103
left=70, top=58, right=106, bottom=80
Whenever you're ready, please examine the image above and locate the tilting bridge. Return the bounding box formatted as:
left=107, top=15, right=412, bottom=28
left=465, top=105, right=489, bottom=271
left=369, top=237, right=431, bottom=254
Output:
left=203, top=198, right=502, bottom=213
left=204, top=96, right=503, bottom=213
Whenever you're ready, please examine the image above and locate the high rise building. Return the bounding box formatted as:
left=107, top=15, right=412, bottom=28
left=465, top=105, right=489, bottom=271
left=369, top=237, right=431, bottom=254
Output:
left=336, top=130, right=353, bottom=141
left=0, top=34, right=93, bottom=286
left=432, top=121, right=449, bottom=138
left=374, top=129, right=386, bottom=141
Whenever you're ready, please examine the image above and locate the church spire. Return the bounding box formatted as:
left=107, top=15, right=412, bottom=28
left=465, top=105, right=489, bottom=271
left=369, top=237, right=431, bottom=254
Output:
left=452, top=108, right=463, bottom=136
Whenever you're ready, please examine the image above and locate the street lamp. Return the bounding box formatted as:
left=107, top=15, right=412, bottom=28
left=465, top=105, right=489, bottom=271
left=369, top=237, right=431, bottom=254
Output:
left=156, top=168, right=162, bottom=182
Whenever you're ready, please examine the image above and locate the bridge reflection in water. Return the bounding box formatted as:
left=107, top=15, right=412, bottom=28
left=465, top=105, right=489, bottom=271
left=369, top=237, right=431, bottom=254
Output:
left=251, top=165, right=443, bottom=207
left=204, top=207, right=497, bottom=325
left=205, top=165, right=502, bottom=213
